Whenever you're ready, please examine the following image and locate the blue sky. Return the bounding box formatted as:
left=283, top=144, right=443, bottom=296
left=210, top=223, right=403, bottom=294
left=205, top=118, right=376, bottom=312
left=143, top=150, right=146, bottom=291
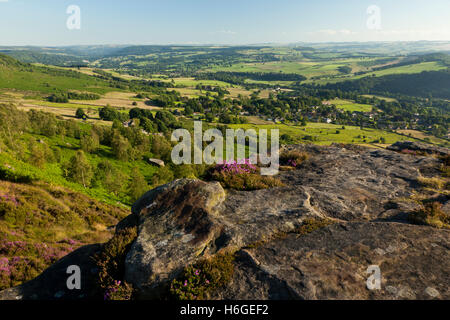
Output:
left=1, top=0, right=449, bottom=46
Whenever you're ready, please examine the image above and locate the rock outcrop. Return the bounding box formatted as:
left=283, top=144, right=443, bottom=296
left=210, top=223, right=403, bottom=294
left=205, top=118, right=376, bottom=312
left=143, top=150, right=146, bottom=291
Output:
left=387, top=140, right=449, bottom=156
left=124, top=179, right=226, bottom=298
left=1, top=142, right=449, bottom=300
left=212, top=222, right=449, bottom=300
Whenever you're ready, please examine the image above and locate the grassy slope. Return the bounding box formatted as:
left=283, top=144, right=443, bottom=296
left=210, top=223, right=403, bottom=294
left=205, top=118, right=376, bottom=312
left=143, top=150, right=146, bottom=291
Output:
left=0, top=132, right=158, bottom=207
left=0, top=179, right=129, bottom=290
left=0, top=54, right=116, bottom=96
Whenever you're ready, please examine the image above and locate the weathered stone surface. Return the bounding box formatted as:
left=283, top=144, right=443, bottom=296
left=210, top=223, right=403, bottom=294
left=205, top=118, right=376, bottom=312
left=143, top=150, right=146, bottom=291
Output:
left=124, top=143, right=448, bottom=299
left=211, top=222, right=450, bottom=300
left=387, top=140, right=449, bottom=156
left=1, top=142, right=448, bottom=300
left=124, top=179, right=226, bottom=298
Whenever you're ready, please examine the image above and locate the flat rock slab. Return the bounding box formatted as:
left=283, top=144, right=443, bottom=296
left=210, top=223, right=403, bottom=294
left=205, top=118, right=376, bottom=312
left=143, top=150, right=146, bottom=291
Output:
left=212, top=222, right=450, bottom=300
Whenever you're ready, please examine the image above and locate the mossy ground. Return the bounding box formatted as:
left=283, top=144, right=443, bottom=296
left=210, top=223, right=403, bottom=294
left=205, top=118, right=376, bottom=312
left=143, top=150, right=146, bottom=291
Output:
left=210, top=171, right=284, bottom=191
left=280, top=150, right=309, bottom=168
left=245, top=218, right=335, bottom=249
left=293, top=218, right=335, bottom=237
left=409, top=202, right=450, bottom=229
left=408, top=155, right=450, bottom=229
left=170, top=252, right=235, bottom=300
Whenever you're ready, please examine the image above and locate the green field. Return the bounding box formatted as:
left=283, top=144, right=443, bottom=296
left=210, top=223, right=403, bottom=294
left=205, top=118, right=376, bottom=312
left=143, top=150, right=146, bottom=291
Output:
left=207, top=57, right=402, bottom=81
left=209, top=60, right=349, bottom=79
left=365, top=61, right=445, bottom=77
left=325, top=99, right=374, bottom=112
left=314, top=61, right=448, bottom=85
left=25, top=100, right=104, bottom=110
left=164, top=77, right=232, bottom=88
left=0, top=64, right=115, bottom=95
left=228, top=122, right=420, bottom=146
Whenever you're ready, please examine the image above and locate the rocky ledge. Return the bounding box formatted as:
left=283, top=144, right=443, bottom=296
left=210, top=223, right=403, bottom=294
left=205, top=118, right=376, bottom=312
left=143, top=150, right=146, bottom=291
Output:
left=1, top=142, right=449, bottom=300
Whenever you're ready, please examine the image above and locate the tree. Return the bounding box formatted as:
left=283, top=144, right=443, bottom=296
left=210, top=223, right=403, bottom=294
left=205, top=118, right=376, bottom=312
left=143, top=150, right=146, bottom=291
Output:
left=64, top=150, right=93, bottom=188
left=127, top=168, right=149, bottom=202
left=151, top=135, right=172, bottom=161
left=154, top=110, right=177, bottom=127
left=184, top=106, right=194, bottom=117
left=48, top=93, right=68, bottom=103
left=111, top=132, right=131, bottom=161
left=104, top=170, right=126, bottom=196
left=75, top=108, right=86, bottom=119
left=140, top=117, right=156, bottom=133
left=338, top=66, right=352, bottom=74
left=92, top=160, right=125, bottom=195
left=80, top=132, right=99, bottom=153
left=300, top=117, right=307, bottom=127
left=152, top=166, right=174, bottom=187
left=28, top=142, right=46, bottom=168
left=219, top=113, right=232, bottom=124
left=205, top=113, right=215, bottom=123
left=99, top=105, right=127, bottom=122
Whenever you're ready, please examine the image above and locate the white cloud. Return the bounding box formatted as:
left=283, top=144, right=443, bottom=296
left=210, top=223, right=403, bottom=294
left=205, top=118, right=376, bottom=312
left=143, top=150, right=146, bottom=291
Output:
left=365, top=28, right=450, bottom=41
left=218, top=30, right=237, bottom=35
left=315, top=29, right=357, bottom=36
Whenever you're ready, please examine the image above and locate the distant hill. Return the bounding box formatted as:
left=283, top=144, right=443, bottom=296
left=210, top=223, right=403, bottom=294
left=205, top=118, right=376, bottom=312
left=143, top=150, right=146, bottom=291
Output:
left=0, top=53, right=115, bottom=96
left=321, top=70, right=450, bottom=99
left=0, top=50, right=87, bottom=67
left=0, top=53, right=27, bottom=69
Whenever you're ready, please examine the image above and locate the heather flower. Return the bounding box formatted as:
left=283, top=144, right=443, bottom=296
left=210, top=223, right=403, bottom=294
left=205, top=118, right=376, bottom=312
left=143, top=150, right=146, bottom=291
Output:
left=287, top=159, right=297, bottom=167
left=0, top=257, right=11, bottom=276
left=215, top=158, right=258, bottom=175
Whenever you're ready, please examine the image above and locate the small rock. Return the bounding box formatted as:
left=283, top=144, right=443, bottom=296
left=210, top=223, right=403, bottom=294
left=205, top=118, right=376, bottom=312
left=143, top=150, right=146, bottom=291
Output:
left=425, top=287, right=440, bottom=298
left=385, top=245, right=397, bottom=253
left=397, top=286, right=416, bottom=299
left=148, top=158, right=165, bottom=167
left=386, top=286, right=398, bottom=295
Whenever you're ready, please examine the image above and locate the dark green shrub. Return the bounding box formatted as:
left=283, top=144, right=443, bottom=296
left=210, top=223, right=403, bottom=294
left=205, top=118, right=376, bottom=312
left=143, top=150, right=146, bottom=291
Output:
left=93, top=227, right=137, bottom=300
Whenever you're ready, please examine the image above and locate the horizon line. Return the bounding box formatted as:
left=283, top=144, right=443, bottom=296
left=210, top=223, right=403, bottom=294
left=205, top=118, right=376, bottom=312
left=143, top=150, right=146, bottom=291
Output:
left=1, top=39, right=450, bottom=48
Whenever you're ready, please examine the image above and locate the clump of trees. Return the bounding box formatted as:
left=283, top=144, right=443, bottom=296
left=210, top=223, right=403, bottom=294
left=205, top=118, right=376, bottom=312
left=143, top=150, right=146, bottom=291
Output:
left=48, top=91, right=100, bottom=103
left=76, top=108, right=87, bottom=119
left=99, top=105, right=128, bottom=122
